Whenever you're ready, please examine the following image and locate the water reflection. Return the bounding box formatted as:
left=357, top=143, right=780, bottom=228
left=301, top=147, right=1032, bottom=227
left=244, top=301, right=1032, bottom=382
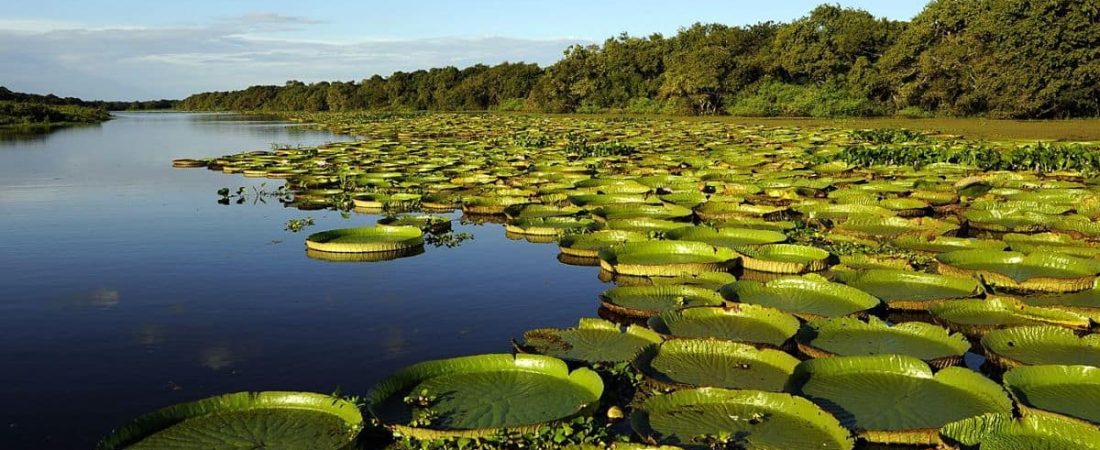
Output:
left=88, top=288, right=121, bottom=309
left=0, top=123, right=100, bottom=144
left=200, top=346, right=235, bottom=371
left=305, top=246, right=426, bottom=263
left=133, top=324, right=165, bottom=347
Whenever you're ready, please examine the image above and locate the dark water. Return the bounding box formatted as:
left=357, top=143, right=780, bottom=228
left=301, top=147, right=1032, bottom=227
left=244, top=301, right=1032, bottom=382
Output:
left=0, top=113, right=605, bottom=449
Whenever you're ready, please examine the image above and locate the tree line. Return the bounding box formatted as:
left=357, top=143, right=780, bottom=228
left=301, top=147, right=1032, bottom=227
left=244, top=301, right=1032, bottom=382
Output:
left=178, top=1, right=1100, bottom=119
left=0, top=87, right=177, bottom=112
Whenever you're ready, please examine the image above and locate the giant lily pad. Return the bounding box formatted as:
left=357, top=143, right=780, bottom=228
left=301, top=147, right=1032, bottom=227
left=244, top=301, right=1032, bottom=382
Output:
left=592, top=203, right=693, bottom=221
left=98, top=391, right=364, bottom=450
left=839, top=269, right=983, bottom=310
left=981, top=326, right=1100, bottom=369
left=368, top=354, right=603, bottom=439
left=790, top=355, right=1014, bottom=445
left=1004, top=232, right=1100, bottom=260
left=940, top=413, right=1100, bottom=450
left=377, top=214, right=451, bottom=233
left=834, top=215, right=959, bottom=239
left=721, top=274, right=880, bottom=320
left=796, top=203, right=894, bottom=220
left=696, top=201, right=786, bottom=221
left=964, top=208, right=1056, bottom=233
left=666, top=226, right=787, bottom=249
left=737, top=244, right=832, bottom=274
left=504, top=216, right=596, bottom=236
left=559, top=230, right=648, bottom=258
left=305, top=226, right=424, bottom=253
left=890, top=235, right=1007, bottom=254
left=647, top=305, right=800, bottom=347
left=936, top=250, right=1100, bottom=293
left=599, top=241, right=740, bottom=277
left=1004, top=365, right=1100, bottom=424
left=519, top=318, right=662, bottom=364
left=797, top=316, right=970, bottom=368
left=602, top=217, right=691, bottom=233
left=631, top=388, right=854, bottom=450
left=599, top=285, right=725, bottom=319
left=1019, top=284, right=1100, bottom=321
left=928, top=296, right=1091, bottom=338
left=634, top=339, right=799, bottom=391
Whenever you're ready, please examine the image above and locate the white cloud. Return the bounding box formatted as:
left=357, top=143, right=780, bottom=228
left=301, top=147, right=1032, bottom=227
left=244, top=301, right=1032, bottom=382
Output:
left=0, top=15, right=587, bottom=100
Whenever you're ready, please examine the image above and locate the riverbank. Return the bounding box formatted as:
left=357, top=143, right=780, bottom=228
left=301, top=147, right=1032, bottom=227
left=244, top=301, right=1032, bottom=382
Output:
left=0, top=101, right=111, bottom=128
left=262, top=110, right=1100, bottom=142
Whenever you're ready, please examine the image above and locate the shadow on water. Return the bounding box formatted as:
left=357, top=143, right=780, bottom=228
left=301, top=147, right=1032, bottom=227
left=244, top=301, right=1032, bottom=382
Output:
left=0, top=122, right=102, bottom=144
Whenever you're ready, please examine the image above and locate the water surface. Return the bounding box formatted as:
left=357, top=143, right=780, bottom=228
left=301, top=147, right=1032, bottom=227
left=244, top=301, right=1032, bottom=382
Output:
left=0, top=113, right=604, bottom=448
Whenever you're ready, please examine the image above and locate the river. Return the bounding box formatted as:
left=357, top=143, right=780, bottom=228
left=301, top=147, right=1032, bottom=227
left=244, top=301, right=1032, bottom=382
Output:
left=0, top=112, right=604, bottom=448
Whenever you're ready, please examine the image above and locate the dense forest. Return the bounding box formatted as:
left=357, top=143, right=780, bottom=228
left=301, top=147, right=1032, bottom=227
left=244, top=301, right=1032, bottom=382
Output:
left=0, top=101, right=110, bottom=127
left=0, top=87, right=177, bottom=112
left=0, top=87, right=178, bottom=127
left=179, top=0, right=1100, bottom=119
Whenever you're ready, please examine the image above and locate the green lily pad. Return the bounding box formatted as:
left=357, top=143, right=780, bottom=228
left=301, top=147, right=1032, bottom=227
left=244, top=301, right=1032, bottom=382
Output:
left=790, top=355, right=1013, bottom=445
left=599, top=285, right=726, bottom=318
left=737, top=244, right=832, bottom=274
left=940, top=413, right=1100, bottom=450
left=98, top=391, right=364, bottom=450
left=981, top=326, right=1100, bottom=368
left=937, top=250, right=1100, bottom=293
left=520, top=318, right=662, bottom=364
left=559, top=230, right=649, bottom=258
left=928, top=296, right=1091, bottom=337
left=647, top=305, right=800, bottom=347
left=834, top=215, right=959, bottom=239
left=377, top=215, right=452, bottom=233
left=504, top=216, right=596, bottom=236
left=634, top=339, right=799, bottom=391
left=1019, top=284, right=1100, bottom=320
left=797, top=316, right=969, bottom=367
left=599, top=241, right=740, bottom=277
left=368, top=354, right=603, bottom=439
left=890, top=235, right=1006, bottom=254
left=305, top=226, right=424, bottom=253
left=721, top=274, right=880, bottom=319
left=1004, top=365, right=1100, bottom=424
left=666, top=226, right=788, bottom=248
left=592, top=203, right=694, bottom=221
left=631, top=388, right=854, bottom=450
left=839, top=269, right=983, bottom=310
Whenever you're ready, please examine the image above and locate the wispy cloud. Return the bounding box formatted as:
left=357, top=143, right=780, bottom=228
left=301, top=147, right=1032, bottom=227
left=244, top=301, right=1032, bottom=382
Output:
left=0, top=13, right=586, bottom=100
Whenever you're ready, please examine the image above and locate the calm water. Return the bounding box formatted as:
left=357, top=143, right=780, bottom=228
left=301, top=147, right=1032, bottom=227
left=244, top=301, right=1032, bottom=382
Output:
left=0, top=113, right=605, bottom=448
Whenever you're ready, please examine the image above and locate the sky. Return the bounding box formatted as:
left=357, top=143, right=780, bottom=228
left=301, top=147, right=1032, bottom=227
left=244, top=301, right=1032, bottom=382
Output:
left=0, top=1, right=927, bottom=101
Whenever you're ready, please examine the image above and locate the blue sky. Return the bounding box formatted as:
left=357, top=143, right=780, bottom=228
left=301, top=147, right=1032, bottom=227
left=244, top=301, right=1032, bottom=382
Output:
left=0, top=1, right=926, bottom=100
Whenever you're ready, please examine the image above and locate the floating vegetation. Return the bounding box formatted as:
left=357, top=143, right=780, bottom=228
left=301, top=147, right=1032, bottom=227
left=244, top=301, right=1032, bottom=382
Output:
left=940, top=413, right=1100, bottom=450
left=981, top=326, right=1100, bottom=369
left=721, top=274, right=880, bottom=319
left=518, top=318, right=661, bottom=364
left=1003, top=365, right=1100, bottom=425
left=367, top=354, right=603, bottom=439
left=634, top=339, right=799, bottom=391
left=141, top=113, right=1100, bottom=448
left=284, top=216, right=315, bottom=232
left=599, top=285, right=725, bottom=319
left=647, top=304, right=799, bottom=347
left=599, top=241, right=740, bottom=277
left=796, top=316, right=970, bottom=368
left=97, top=391, right=363, bottom=450
left=631, top=388, right=853, bottom=450
left=305, top=226, right=424, bottom=254
left=790, top=355, right=1013, bottom=445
